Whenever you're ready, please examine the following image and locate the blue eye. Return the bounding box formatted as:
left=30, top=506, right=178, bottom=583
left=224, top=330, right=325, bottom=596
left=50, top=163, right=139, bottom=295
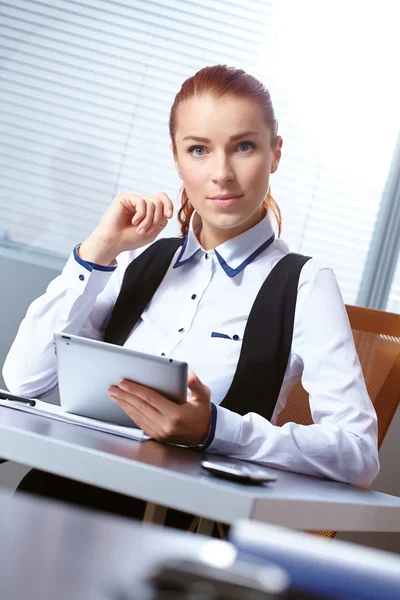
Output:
left=238, top=141, right=255, bottom=152
left=188, top=146, right=206, bottom=156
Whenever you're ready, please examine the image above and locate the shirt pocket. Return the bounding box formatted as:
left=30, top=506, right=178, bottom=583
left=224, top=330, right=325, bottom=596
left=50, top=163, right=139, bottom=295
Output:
left=211, top=330, right=244, bottom=342
left=199, top=327, right=246, bottom=371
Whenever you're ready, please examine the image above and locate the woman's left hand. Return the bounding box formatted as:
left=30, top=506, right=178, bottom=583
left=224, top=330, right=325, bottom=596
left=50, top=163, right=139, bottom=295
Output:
left=108, top=372, right=212, bottom=446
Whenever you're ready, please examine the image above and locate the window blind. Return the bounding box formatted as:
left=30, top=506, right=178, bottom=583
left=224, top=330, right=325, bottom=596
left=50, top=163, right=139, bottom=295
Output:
left=1, top=0, right=399, bottom=305
left=0, top=0, right=274, bottom=256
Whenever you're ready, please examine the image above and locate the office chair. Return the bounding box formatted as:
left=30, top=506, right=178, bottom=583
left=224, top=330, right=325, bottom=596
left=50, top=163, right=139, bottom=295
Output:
left=276, top=305, right=400, bottom=538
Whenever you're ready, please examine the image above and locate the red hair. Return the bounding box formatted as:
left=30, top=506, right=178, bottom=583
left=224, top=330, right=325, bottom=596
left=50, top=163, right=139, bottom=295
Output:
left=169, top=64, right=282, bottom=238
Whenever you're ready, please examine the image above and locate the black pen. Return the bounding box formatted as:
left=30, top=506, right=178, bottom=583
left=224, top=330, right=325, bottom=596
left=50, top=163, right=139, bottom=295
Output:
left=0, top=390, right=36, bottom=407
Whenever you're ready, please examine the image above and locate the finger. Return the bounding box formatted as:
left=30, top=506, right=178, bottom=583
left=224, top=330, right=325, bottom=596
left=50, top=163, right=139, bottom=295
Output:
left=155, top=192, right=174, bottom=219
left=152, top=199, right=166, bottom=227
left=113, top=397, right=158, bottom=437
left=120, top=194, right=142, bottom=219
left=147, top=218, right=168, bottom=237
left=109, top=386, right=162, bottom=417
left=118, top=379, right=163, bottom=402
left=118, top=379, right=178, bottom=414
left=187, top=371, right=198, bottom=387
left=128, top=196, right=147, bottom=226
left=187, top=372, right=210, bottom=400
left=137, top=199, right=156, bottom=233
left=144, top=199, right=167, bottom=236
left=116, top=397, right=179, bottom=444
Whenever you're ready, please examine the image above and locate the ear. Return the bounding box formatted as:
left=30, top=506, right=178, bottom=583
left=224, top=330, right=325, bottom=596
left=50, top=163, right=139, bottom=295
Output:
left=271, top=135, right=283, bottom=174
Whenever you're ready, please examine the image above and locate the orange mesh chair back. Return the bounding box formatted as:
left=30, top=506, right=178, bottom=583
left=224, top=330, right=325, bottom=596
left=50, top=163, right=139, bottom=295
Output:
left=277, top=305, right=400, bottom=539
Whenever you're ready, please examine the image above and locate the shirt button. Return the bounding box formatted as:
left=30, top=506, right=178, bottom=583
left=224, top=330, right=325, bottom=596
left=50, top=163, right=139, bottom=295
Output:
left=233, top=334, right=240, bottom=341
left=79, top=274, right=85, bottom=281
left=161, top=352, right=165, bottom=356
left=205, top=253, right=210, bottom=260
left=178, top=328, right=185, bottom=333
left=191, top=294, right=197, bottom=300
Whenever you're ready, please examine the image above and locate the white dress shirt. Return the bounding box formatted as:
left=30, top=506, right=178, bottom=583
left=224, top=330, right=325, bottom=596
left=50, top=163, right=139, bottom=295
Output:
left=3, top=213, right=379, bottom=487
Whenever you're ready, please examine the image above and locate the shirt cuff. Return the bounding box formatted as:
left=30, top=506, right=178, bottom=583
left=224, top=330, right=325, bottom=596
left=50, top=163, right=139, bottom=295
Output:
left=202, top=402, right=218, bottom=449
left=73, top=245, right=117, bottom=272
left=206, top=405, right=243, bottom=455
left=63, top=249, right=116, bottom=296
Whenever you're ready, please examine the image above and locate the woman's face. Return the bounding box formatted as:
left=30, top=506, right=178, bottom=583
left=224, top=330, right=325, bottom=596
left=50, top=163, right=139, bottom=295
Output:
left=173, top=94, right=282, bottom=247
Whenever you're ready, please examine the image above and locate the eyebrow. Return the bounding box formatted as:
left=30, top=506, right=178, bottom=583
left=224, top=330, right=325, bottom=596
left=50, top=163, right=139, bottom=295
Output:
left=182, top=131, right=259, bottom=143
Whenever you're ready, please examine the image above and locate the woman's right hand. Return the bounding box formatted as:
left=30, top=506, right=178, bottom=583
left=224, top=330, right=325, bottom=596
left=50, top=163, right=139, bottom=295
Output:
left=78, top=192, right=174, bottom=266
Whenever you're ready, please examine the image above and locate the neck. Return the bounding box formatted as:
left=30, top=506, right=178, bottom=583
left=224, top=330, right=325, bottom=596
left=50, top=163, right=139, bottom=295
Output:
left=197, top=209, right=265, bottom=250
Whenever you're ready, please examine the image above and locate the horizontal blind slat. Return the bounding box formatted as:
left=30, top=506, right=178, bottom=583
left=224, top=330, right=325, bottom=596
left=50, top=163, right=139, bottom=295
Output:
left=0, top=182, right=112, bottom=216
left=0, top=18, right=253, bottom=66
left=0, top=2, right=263, bottom=58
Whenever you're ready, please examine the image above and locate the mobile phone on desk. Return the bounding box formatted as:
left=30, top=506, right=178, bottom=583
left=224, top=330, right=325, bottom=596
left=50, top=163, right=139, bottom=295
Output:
left=201, top=460, right=277, bottom=484
left=0, top=389, right=36, bottom=407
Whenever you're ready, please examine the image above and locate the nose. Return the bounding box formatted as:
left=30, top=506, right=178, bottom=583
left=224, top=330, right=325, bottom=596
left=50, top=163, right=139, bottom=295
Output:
left=210, top=152, right=235, bottom=185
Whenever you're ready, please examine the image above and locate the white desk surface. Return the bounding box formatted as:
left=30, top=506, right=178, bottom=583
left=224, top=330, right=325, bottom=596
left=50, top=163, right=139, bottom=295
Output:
left=1, top=406, right=400, bottom=532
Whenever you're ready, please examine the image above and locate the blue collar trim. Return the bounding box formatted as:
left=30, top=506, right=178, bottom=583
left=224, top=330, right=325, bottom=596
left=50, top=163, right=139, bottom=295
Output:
left=215, top=233, right=275, bottom=278
left=173, top=232, right=275, bottom=277
left=172, top=235, right=201, bottom=269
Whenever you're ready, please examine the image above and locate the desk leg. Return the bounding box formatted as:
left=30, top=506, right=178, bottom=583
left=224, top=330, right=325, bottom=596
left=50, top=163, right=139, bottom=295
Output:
left=196, top=518, right=215, bottom=536
left=143, top=502, right=167, bottom=526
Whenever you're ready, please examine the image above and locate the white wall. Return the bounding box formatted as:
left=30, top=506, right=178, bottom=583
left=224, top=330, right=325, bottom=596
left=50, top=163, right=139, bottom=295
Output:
left=0, top=252, right=399, bottom=552
left=0, top=250, right=61, bottom=491
left=0, top=250, right=62, bottom=391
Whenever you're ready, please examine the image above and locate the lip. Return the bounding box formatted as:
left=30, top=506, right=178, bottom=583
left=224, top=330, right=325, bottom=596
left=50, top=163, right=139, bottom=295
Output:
left=208, top=194, right=243, bottom=207
left=208, top=194, right=242, bottom=200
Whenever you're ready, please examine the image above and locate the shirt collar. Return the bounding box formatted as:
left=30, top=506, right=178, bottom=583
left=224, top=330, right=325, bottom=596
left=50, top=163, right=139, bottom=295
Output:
left=173, top=211, right=275, bottom=278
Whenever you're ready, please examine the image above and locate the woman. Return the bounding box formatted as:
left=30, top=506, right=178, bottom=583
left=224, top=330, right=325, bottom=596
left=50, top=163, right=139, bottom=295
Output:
left=3, top=65, right=379, bottom=521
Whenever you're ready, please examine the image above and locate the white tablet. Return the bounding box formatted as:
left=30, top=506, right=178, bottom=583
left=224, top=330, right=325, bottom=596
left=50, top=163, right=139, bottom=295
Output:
left=54, top=333, right=188, bottom=428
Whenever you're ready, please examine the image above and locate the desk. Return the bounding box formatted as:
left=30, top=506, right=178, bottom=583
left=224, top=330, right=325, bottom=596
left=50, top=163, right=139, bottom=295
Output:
left=1, top=406, right=400, bottom=532
left=3, top=491, right=400, bottom=600
left=0, top=490, right=235, bottom=600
